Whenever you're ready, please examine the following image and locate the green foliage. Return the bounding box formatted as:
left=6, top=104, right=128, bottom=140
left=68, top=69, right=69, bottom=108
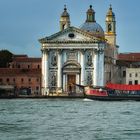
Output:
left=0, top=50, right=13, bottom=68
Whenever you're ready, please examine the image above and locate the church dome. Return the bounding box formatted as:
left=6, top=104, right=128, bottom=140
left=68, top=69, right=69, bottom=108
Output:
left=80, top=5, right=104, bottom=38
left=80, top=22, right=104, bottom=38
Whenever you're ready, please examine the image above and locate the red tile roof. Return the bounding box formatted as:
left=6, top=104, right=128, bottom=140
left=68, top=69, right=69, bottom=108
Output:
left=118, top=53, right=140, bottom=61
left=13, top=54, right=28, bottom=58
left=12, top=57, right=41, bottom=62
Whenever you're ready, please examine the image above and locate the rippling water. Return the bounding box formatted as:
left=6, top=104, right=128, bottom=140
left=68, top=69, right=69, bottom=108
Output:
left=0, top=99, right=140, bottom=140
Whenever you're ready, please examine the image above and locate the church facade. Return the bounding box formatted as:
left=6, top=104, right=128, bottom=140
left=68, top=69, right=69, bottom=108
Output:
left=39, top=5, right=117, bottom=95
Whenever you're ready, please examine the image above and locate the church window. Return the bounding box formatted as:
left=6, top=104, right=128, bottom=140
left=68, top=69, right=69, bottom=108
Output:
left=108, top=24, right=112, bottom=32
left=68, top=33, right=75, bottom=38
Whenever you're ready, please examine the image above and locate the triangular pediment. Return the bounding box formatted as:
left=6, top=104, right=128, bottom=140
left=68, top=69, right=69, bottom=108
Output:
left=39, top=26, right=101, bottom=43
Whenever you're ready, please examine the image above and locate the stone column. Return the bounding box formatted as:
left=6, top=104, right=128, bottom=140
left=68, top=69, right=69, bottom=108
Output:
left=81, top=50, right=85, bottom=85
left=98, top=49, right=105, bottom=86
left=63, top=74, right=65, bottom=92
left=41, top=49, right=45, bottom=94
left=93, top=49, right=99, bottom=86
left=44, top=50, right=49, bottom=95
left=57, top=50, right=62, bottom=93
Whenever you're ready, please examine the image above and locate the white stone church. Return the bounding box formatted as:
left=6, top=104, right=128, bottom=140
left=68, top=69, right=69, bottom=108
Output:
left=39, top=5, right=118, bottom=95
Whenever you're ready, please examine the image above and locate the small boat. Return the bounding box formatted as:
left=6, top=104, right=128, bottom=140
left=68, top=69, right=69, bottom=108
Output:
left=84, top=83, right=140, bottom=101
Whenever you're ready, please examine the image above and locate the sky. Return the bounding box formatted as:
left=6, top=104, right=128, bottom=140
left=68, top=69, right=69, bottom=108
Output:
left=0, top=0, right=140, bottom=57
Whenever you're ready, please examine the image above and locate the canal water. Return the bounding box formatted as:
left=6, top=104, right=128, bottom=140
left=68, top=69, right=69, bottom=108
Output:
left=0, top=99, right=140, bottom=140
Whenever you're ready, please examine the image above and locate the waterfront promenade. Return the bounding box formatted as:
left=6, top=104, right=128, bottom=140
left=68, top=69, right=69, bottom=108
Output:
left=0, top=92, right=85, bottom=99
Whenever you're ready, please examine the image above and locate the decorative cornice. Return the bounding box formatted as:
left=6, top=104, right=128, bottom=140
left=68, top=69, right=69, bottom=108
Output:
left=42, top=40, right=102, bottom=44
left=39, top=26, right=106, bottom=44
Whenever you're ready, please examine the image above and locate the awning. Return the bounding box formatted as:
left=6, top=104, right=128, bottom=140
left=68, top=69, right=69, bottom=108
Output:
left=106, top=83, right=140, bottom=91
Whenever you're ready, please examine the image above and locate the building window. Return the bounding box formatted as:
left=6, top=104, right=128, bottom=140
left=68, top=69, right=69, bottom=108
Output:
left=28, top=78, right=31, bottom=82
left=28, top=65, right=30, bottom=69
left=129, top=73, right=132, bottom=77
left=13, top=78, right=15, bottom=82
left=18, top=65, right=20, bottom=68
left=36, top=86, right=39, bottom=90
left=6, top=78, right=9, bottom=82
left=135, top=73, right=138, bottom=77
left=135, top=80, right=138, bottom=85
left=37, top=65, right=40, bottom=69
left=129, top=81, right=132, bottom=85
left=123, top=71, right=126, bottom=77
left=21, top=78, right=24, bottom=83
left=0, top=78, right=3, bottom=83
left=36, top=78, right=39, bottom=82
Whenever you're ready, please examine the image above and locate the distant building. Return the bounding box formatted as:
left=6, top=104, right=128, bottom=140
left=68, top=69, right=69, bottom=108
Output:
left=0, top=55, right=41, bottom=95
left=117, top=53, right=140, bottom=84
left=10, top=55, right=41, bottom=69
left=126, top=68, right=140, bottom=85
left=39, top=5, right=118, bottom=95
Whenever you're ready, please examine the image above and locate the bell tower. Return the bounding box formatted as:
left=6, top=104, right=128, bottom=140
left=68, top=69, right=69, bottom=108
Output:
left=105, top=5, right=116, bottom=46
left=60, top=5, right=70, bottom=31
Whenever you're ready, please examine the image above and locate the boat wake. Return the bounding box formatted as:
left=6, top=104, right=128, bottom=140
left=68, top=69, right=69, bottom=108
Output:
left=83, top=98, right=93, bottom=102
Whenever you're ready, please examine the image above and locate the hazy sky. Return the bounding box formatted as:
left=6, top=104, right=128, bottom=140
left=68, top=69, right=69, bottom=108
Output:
left=0, top=0, right=139, bottom=57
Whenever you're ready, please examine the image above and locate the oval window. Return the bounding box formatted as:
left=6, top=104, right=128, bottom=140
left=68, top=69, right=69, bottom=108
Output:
left=68, top=33, right=75, bottom=38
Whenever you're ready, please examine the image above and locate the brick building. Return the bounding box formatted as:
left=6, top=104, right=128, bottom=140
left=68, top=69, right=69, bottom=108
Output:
left=0, top=55, right=41, bottom=95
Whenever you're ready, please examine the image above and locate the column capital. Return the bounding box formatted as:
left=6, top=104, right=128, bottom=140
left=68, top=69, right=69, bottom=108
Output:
left=41, top=49, right=49, bottom=54
left=57, top=49, right=63, bottom=55
left=45, top=49, right=49, bottom=54
left=80, top=49, right=86, bottom=55
left=99, top=48, right=104, bottom=54
left=94, top=48, right=99, bottom=54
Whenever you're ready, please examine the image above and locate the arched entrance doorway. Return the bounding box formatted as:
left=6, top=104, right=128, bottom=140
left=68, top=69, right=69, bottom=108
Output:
left=62, top=61, right=81, bottom=93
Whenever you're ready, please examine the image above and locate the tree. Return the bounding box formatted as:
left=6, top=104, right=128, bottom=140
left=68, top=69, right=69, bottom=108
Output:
left=0, top=50, right=13, bottom=68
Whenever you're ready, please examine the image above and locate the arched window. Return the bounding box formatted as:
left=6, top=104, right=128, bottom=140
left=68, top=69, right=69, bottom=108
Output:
left=108, top=24, right=112, bottom=32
